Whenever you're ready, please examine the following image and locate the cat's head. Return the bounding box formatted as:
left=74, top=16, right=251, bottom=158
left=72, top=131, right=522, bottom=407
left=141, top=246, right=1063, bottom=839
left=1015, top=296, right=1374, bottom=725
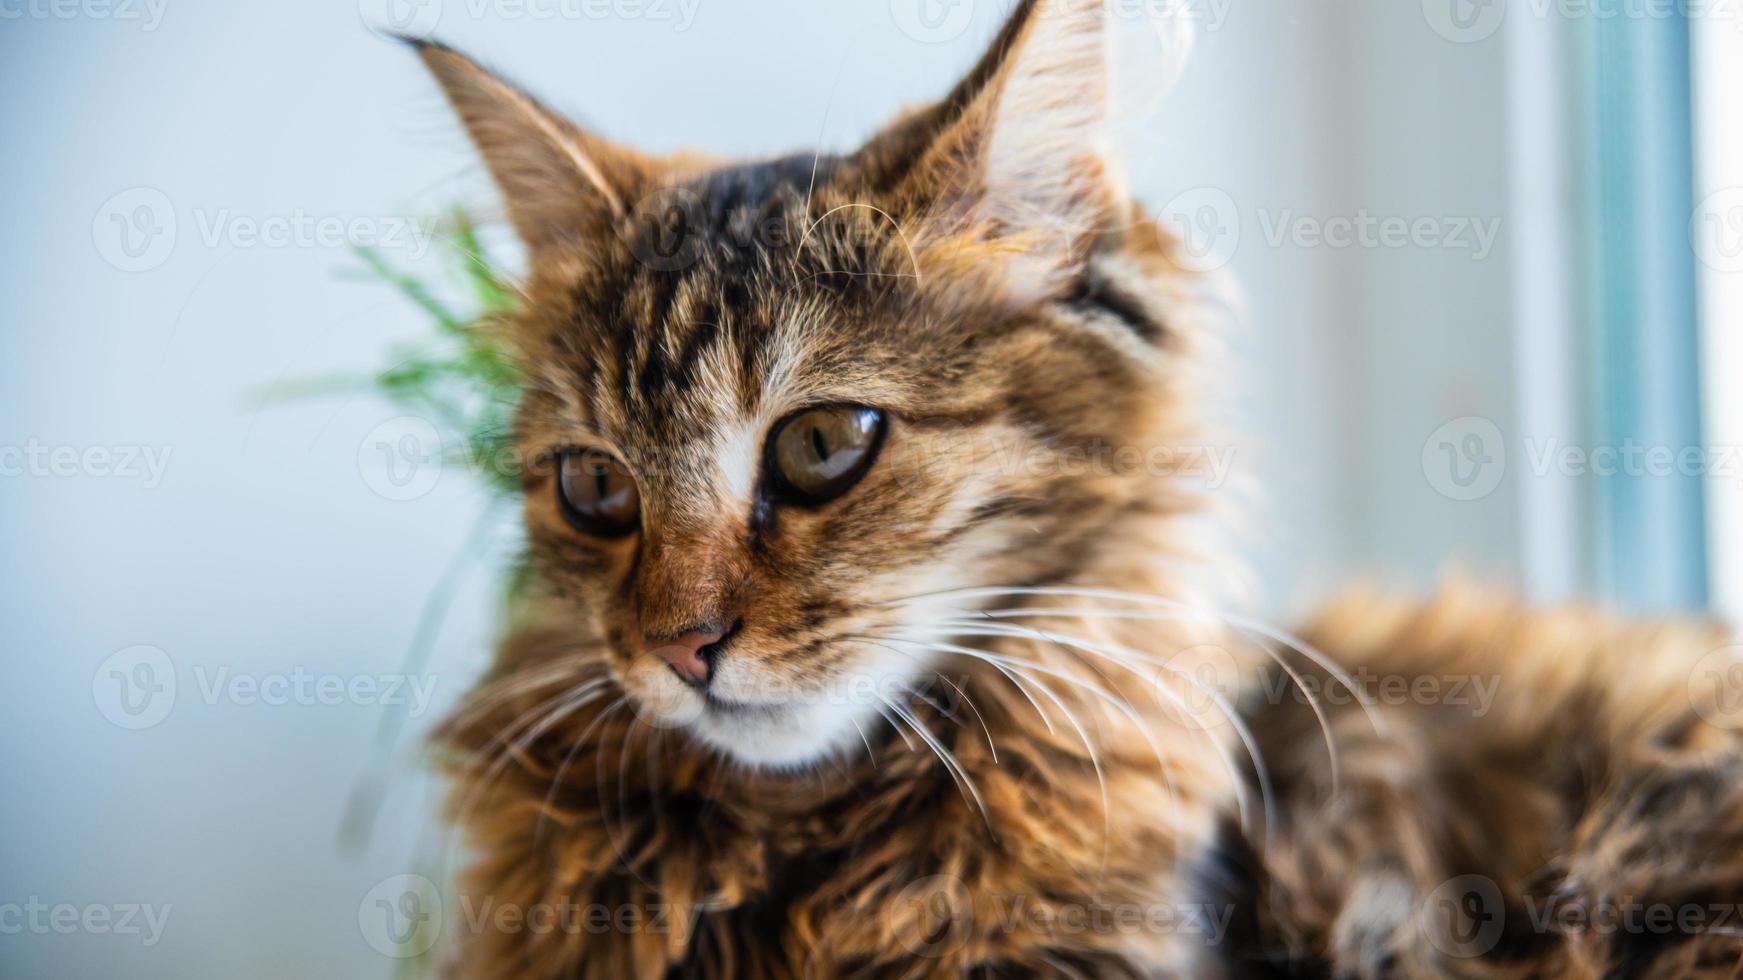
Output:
left=414, top=0, right=1202, bottom=767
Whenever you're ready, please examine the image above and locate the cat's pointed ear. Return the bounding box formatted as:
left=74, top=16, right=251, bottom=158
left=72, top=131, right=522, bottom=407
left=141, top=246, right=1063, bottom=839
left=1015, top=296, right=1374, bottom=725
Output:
left=866, top=0, right=1119, bottom=294
left=407, top=39, right=649, bottom=254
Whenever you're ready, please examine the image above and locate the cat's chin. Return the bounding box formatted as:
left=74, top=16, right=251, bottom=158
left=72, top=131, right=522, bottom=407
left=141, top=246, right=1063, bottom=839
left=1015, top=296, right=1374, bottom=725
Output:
left=682, top=696, right=880, bottom=770
left=625, top=642, right=935, bottom=770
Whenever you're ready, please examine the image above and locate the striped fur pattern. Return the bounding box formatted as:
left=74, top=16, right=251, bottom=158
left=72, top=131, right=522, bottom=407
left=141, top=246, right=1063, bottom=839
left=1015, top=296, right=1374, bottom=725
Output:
left=1230, top=588, right=1743, bottom=979
left=403, top=1, right=1743, bottom=976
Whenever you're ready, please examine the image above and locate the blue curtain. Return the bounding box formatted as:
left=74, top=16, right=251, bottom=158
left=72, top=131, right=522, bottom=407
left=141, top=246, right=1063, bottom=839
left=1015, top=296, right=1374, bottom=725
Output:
left=1580, top=10, right=1709, bottom=610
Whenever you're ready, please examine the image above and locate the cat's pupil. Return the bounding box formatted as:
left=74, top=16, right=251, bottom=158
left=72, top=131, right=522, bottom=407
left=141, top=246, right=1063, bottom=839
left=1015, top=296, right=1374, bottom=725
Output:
left=556, top=450, right=640, bottom=537
left=768, top=405, right=886, bottom=505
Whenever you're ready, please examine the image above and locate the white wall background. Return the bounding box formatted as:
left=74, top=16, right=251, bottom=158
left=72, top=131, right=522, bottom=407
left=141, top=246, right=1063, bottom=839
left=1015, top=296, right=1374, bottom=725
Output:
left=1, top=1, right=1530, bottom=976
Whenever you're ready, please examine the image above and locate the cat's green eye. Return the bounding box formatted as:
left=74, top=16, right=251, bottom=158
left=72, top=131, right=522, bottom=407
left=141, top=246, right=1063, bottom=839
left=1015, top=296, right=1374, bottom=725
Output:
left=766, top=406, right=887, bottom=505
left=557, top=449, right=640, bottom=537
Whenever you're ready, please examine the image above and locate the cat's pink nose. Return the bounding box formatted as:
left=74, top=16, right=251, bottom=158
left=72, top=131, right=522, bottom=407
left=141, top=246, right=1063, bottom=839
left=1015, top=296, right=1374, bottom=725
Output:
left=647, top=628, right=726, bottom=688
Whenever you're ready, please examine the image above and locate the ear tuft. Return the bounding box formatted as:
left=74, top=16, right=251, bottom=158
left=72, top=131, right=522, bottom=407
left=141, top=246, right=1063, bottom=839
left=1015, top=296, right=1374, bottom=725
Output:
left=979, top=0, right=1114, bottom=229
left=407, top=41, right=648, bottom=254
left=872, top=0, right=1120, bottom=295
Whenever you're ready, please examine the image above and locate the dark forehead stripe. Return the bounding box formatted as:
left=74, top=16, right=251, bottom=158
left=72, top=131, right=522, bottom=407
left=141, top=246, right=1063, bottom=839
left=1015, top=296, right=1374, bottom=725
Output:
left=694, top=153, right=841, bottom=232
left=629, top=154, right=845, bottom=403
left=630, top=268, right=688, bottom=391
left=567, top=150, right=890, bottom=433
left=649, top=311, right=720, bottom=398
left=1065, top=266, right=1165, bottom=343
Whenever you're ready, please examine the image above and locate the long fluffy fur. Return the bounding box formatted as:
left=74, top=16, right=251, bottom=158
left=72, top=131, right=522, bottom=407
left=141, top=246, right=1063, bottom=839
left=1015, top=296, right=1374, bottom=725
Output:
left=1232, top=586, right=1743, bottom=979
left=404, top=3, right=1743, bottom=977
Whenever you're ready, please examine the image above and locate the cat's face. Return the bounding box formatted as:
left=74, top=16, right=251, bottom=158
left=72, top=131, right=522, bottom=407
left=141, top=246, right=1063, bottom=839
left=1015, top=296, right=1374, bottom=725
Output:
left=416, top=0, right=1189, bottom=766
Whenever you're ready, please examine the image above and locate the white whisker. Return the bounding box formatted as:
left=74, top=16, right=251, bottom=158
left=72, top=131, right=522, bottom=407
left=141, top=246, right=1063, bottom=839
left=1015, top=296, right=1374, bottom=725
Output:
left=909, top=675, right=998, bottom=766
left=880, top=693, right=993, bottom=833
left=915, top=620, right=1270, bottom=843
left=877, top=636, right=1113, bottom=860
left=846, top=713, right=879, bottom=766
left=885, top=585, right=1388, bottom=738
left=874, top=704, right=917, bottom=753
left=935, top=605, right=1344, bottom=796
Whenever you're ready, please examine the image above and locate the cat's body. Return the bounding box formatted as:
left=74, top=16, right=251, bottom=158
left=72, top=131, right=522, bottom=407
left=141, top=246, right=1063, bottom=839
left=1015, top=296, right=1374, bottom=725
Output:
left=404, top=1, right=1743, bottom=976
left=440, top=588, right=1743, bottom=979
left=1237, top=588, right=1743, bottom=978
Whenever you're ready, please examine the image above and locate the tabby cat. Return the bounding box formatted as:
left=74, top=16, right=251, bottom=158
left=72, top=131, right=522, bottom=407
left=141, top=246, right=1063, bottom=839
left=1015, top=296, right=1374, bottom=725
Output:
left=405, top=1, right=1743, bottom=976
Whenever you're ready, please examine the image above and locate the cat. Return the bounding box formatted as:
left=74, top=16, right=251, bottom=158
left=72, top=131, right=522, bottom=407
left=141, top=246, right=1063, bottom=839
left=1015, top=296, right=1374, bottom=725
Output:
left=403, top=0, right=1743, bottom=976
